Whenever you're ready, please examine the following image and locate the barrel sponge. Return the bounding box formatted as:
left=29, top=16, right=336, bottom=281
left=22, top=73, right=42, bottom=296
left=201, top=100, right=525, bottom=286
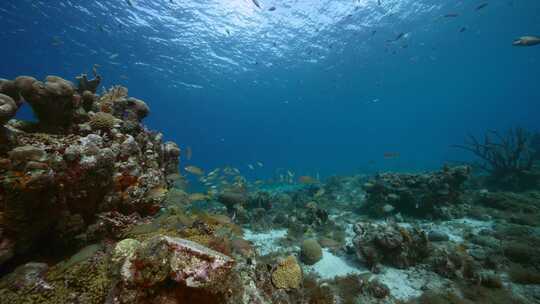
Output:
left=300, top=239, right=323, bottom=265
left=271, top=255, right=302, bottom=289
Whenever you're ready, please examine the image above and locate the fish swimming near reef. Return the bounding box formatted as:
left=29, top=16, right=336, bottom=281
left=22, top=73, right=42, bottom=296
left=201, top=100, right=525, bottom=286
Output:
left=186, top=146, right=192, bottom=160
left=146, top=187, right=168, bottom=200
left=208, top=168, right=220, bottom=176
left=314, top=188, right=326, bottom=198
left=475, top=3, right=488, bottom=10
left=512, top=36, right=540, bottom=47
left=256, top=161, right=264, bottom=167
left=382, top=204, right=395, bottom=213
left=268, top=6, right=276, bottom=11
left=126, top=0, right=134, bottom=7
left=185, top=165, right=204, bottom=176
left=387, top=32, right=406, bottom=43
left=299, top=175, right=318, bottom=184
left=188, top=193, right=208, bottom=202
left=444, top=13, right=459, bottom=18
left=383, top=152, right=400, bottom=159
left=51, top=36, right=64, bottom=46
left=248, top=164, right=255, bottom=170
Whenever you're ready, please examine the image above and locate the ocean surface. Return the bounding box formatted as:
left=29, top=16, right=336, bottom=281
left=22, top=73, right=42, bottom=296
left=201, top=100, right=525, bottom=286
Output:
left=1, top=0, right=539, bottom=177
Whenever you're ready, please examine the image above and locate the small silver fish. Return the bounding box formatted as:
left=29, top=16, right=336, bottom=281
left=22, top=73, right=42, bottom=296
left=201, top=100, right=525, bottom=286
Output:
left=512, top=36, right=540, bottom=47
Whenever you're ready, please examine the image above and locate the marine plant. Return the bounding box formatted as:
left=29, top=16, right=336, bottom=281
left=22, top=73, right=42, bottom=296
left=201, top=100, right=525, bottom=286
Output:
left=454, top=127, right=539, bottom=190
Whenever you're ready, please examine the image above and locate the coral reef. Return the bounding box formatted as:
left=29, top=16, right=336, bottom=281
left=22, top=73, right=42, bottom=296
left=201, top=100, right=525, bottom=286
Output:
left=0, top=74, right=179, bottom=268
left=362, top=165, right=470, bottom=218
left=353, top=221, right=430, bottom=270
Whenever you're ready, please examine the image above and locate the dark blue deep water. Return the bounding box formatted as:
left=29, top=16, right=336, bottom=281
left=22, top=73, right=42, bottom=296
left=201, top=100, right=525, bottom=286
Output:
left=1, top=0, right=539, bottom=179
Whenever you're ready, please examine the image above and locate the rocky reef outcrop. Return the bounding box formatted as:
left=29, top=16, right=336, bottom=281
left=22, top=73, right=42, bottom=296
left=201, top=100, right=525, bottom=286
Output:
left=353, top=221, right=430, bottom=270
left=362, top=165, right=470, bottom=218
left=0, top=74, right=180, bottom=268
left=109, top=236, right=235, bottom=303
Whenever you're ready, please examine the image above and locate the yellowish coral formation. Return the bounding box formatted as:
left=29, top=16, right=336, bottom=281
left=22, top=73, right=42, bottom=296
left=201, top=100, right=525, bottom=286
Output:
left=271, top=255, right=302, bottom=289
left=0, top=252, right=111, bottom=304
left=89, top=112, right=116, bottom=131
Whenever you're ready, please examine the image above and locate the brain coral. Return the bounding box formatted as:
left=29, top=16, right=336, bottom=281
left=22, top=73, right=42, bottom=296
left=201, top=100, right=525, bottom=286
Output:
left=271, top=255, right=302, bottom=289
left=300, top=239, right=323, bottom=265
left=89, top=112, right=116, bottom=131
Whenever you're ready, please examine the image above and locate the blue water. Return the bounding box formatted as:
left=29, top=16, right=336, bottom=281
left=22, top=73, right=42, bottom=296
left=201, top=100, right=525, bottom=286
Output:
left=1, top=0, right=539, bottom=180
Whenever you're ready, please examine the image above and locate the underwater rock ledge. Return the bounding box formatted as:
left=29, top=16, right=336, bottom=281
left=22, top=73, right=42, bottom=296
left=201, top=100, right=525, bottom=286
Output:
left=0, top=74, right=180, bottom=268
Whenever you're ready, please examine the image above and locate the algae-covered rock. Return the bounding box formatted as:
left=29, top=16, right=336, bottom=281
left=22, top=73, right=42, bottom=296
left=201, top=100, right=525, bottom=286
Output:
left=118, top=236, right=235, bottom=288
left=0, top=262, right=51, bottom=292
left=353, top=221, right=430, bottom=269
left=109, top=235, right=236, bottom=303
left=0, top=93, right=17, bottom=125
left=271, top=255, right=302, bottom=289
left=300, top=239, right=323, bottom=265
left=362, top=165, right=470, bottom=218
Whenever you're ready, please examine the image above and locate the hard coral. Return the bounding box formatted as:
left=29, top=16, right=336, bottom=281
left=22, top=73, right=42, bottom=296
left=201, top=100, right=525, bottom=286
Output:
left=353, top=221, right=430, bottom=270
left=89, top=112, right=116, bottom=131
left=300, top=239, right=323, bottom=265
left=271, top=255, right=302, bottom=289
left=19, top=76, right=77, bottom=130
left=362, top=165, right=470, bottom=218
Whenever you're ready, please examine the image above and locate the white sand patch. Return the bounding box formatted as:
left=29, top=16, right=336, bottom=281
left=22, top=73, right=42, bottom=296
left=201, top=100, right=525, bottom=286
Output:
left=304, top=249, right=367, bottom=280
left=376, top=268, right=423, bottom=300
left=376, top=267, right=457, bottom=301
left=243, top=229, right=288, bottom=255
left=422, top=218, right=494, bottom=243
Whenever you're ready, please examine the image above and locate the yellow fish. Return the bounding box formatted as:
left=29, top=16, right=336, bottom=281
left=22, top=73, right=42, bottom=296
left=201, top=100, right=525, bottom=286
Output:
left=314, top=188, right=325, bottom=198
left=188, top=193, right=208, bottom=202
left=185, top=165, right=204, bottom=176
left=146, top=187, right=168, bottom=199
left=299, top=175, right=318, bottom=184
